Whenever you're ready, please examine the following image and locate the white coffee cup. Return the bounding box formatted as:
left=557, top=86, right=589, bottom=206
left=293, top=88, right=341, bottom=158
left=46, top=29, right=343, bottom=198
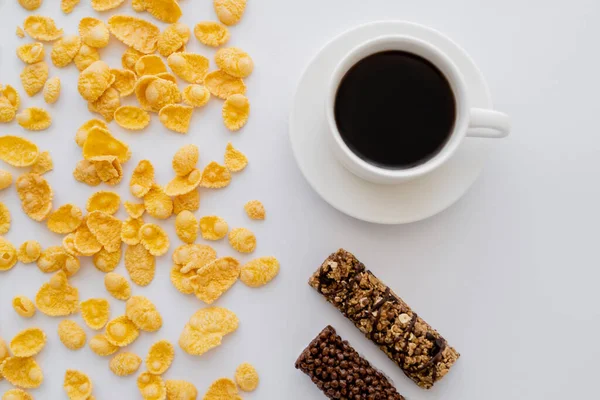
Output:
left=325, top=35, right=511, bottom=184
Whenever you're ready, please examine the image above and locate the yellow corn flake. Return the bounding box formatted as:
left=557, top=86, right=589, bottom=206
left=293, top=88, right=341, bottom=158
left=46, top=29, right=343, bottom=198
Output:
left=172, top=144, right=199, bottom=176
left=244, top=200, right=265, bottom=220
left=0, top=336, right=8, bottom=365
left=167, top=53, right=209, bottom=85
left=136, top=76, right=182, bottom=112
left=156, top=72, right=178, bottom=84
left=121, top=217, right=144, bottom=245
left=122, top=47, right=143, bottom=72
left=92, top=0, right=125, bottom=11
left=9, top=328, right=46, bottom=358
left=74, top=44, right=100, bottom=71
left=0, top=203, right=10, bottom=235
left=179, top=307, right=239, bottom=356
left=83, top=126, right=131, bottom=163
left=165, top=169, right=202, bottom=196
left=157, top=24, right=189, bottom=57
left=73, top=218, right=102, bottom=255
left=205, top=70, right=246, bottom=100
left=78, top=61, right=113, bottom=102
left=143, top=184, right=173, bottom=219
left=235, top=363, right=259, bottom=392
left=16, top=173, right=53, bottom=221
left=16, top=26, right=26, bottom=38
left=146, top=340, right=174, bottom=375
left=62, top=0, right=80, bottom=14
left=104, top=272, right=131, bottom=300
left=175, top=210, right=198, bottom=244
left=0, top=237, right=17, bottom=272
left=199, top=216, right=228, bottom=241
left=73, top=160, right=101, bottom=186
left=204, top=378, right=242, bottom=400
left=111, top=69, right=136, bottom=98
left=222, top=94, right=250, bottom=131
left=91, top=155, right=123, bottom=186
left=37, top=246, right=80, bottom=276
left=131, top=160, right=155, bottom=198
left=228, top=227, right=256, bottom=253
left=115, top=106, right=150, bottom=130
left=86, top=210, right=122, bottom=252
left=17, top=240, right=41, bottom=263
left=109, top=15, right=160, bottom=54
left=0, top=357, right=43, bottom=389
left=20, top=61, right=49, bottom=97
left=30, top=150, right=53, bottom=175
left=88, top=87, right=121, bottom=122
left=62, top=233, right=81, bottom=256
left=12, top=296, right=36, bottom=318
left=81, top=298, right=110, bottom=330
left=46, top=204, right=83, bottom=234
left=214, top=0, right=247, bottom=26
left=2, top=389, right=33, bottom=400
left=16, top=107, right=52, bottom=131
left=58, top=320, right=87, bottom=350
left=51, top=35, right=81, bottom=68
left=194, top=21, right=230, bottom=47
left=190, top=257, right=240, bottom=304
left=0, top=98, right=16, bottom=123
left=135, top=54, right=168, bottom=76
left=124, top=201, right=145, bottom=218
left=110, top=352, right=142, bottom=376
left=93, top=247, right=121, bottom=273
left=173, top=244, right=217, bottom=273
left=145, top=0, right=182, bottom=23
left=2, top=85, right=20, bottom=109
left=200, top=162, right=231, bottom=189
left=16, top=43, right=45, bottom=64
left=105, top=315, right=139, bottom=347
left=241, top=257, right=279, bottom=288
left=89, top=334, right=119, bottom=356
left=0, top=170, right=12, bottom=191
left=76, top=119, right=107, bottom=147
left=224, top=143, right=248, bottom=174
left=182, top=84, right=210, bottom=108
left=165, top=380, right=198, bottom=400
left=87, top=191, right=120, bottom=215
left=170, top=265, right=195, bottom=295
left=125, top=295, right=163, bottom=332
left=215, top=47, right=254, bottom=78
left=139, top=223, right=170, bottom=256
left=79, top=17, right=110, bottom=49
left=125, top=243, right=156, bottom=286
left=63, top=370, right=92, bottom=400
left=137, top=372, right=167, bottom=400
left=173, top=190, right=200, bottom=214
left=18, top=0, right=42, bottom=10
left=24, top=15, right=63, bottom=41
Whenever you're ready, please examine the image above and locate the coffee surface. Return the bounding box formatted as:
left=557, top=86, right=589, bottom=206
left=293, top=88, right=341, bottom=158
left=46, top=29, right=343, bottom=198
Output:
left=334, top=51, right=456, bottom=169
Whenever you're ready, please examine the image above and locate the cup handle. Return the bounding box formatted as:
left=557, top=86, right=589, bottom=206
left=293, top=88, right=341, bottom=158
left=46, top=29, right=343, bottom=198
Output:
left=466, top=108, right=511, bottom=138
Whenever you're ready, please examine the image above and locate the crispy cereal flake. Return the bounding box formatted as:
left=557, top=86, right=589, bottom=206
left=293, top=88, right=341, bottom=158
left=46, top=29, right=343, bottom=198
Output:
left=58, top=320, right=87, bottom=350
left=159, top=104, right=193, bottom=133
left=0, top=237, right=17, bottom=271
left=91, top=156, right=123, bottom=186
left=175, top=211, right=198, bottom=244
left=205, top=70, right=246, bottom=100
left=62, top=234, right=81, bottom=256
left=89, top=334, right=119, bottom=356
left=135, top=76, right=181, bottom=112
left=16, top=173, right=53, bottom=221
left=0, top=203, right=10, bottom=235
left=30, top=150, right=53, bottom=175
left=2, top=389, right=33, bottom=400
left=222, top=94, right=250, bottom=131
left=74, top=45, right=100, bottom=71
left=12, top=296, right=36, bottom=318
left=51, top=35, right=81, bottom=68
left=16, top=107, right=52, bottom=131
left=76, top=119, right=107, bottom=147
left=214, top=0, right=247, bottom=26
left=111, top=69, right=136, bottom=97
left=241, top=257, right=279, bottom=288
left=47, top=204, right=83, bottom=234
left=92, top=247, right=120, bottom=272
left=82, top=127, right=131, bottom=163
left=37, top=246, right=80, bottom=277
left=172, top=144, right=199, bottom=176
left=143, top=184, right=173, bottom=219
left=74, top=219, right=102, bottom=255
left=173, top=190, right=200, bottom=214
left=215, top=47, right=253, bottom=78
left=228, top=227, right=256, bottom=253
left=136, top=54, right=168, bottom=76
left=200, top=162, right=231, bottom=189
left=17, top=240, right=41, bottom=263
left=16, top=43, right=45, bottom=64
left=146, top=340, right=174, bottom=375
left=78, top=61, right=113, bottom=102
left=122, top=47, right=143, bottom=71
left=224, top=142, right=248, bottom=171
left=131, top=160, right=155, bottom=198
left=179, top=307, right=239, bottom=356
left=73, top=160, right=101, bottom=186
left=87, top=191, right=121, bottom=214
left=24, top=15, right=63, bottom=41
left=79, top=18, right=110, bottom=48
left=194, top=21, right=230, bottom=47
left=105, top=315, right=139, bottom=347
left=110, top=352, right=142, bottom=376
left=20, top=62, right=48, bottom=96
left=139, top=223, right=170, bottom=256
left=199, top=216, right=228, bottom=241
left=172, top=244, right=217, bottom=272
left=92, top=0, right=125, bottom=11
left=9, top=328, right=46, bottom=358
left=88, top=87, right=120, bottom=122
left=63, top=369, right=92, bottom=400
left=104, top=273, right=131, bottom=300
left=244, top=200, right=265, bottom=220
left=190, top=257, right=240, bottom=304
left=86, top=210, right=122, bottom=252
left=81, top=298, right=110, bottom=330
left=108, top=15, right=160, bottom=54
left=137, top=372, right=167, bottom=400
left=182, top=84, right=211, bottom=108
left=18, top=0, right=42, bottom=11
left=165, top=169, right=202, bottom=196
left=0, top=357, right=43, bottom=389
left=125, top=295, right=163, bottom=332
left=62, top=0, right=80, bottom=13
left=165, top=380, right=198, bottom=400
left=125, top=243, right=156, bottom=286
left=123, top=202, right=144, bottom=219
left=167, top=53, right=209, bottom=84
left=0, top=170, right=12, bottom=190
left=235, top=363, right=259, bottom=392
left=2, top=85, right=21, bottom=110
left=121, top=217, right=144, bottom=245
left=204, top=378, right=242, bottom=399
left=115, top=106, right=150, bottom=130
left=16, top=26, right=26, bottom=38
left=170, top=265, right=196, bottom=295
left=157, top=23, right=188, bottom=57
left=0, top=98, right=16, bottom=123
left=145, top=0, right=182, bottom=23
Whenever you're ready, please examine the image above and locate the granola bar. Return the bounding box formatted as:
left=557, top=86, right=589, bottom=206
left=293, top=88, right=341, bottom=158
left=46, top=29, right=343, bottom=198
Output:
left=308, top=249, right=460, bottom=389
left=295, top=325, right=405, bottom=400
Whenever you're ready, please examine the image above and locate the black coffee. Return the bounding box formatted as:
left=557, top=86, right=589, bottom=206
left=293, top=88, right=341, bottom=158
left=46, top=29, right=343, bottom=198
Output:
left=334, top=51, right=456, bottom=169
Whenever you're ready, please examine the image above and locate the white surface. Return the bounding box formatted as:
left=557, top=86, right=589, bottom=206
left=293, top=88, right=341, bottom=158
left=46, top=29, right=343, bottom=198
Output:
left=0, top=1, right=598, bottom=399
left=290, top=21, right=495, bottom=223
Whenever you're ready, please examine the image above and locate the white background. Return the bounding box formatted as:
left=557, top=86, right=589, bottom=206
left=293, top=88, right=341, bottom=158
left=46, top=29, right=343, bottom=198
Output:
left=0, top=0, right=599, bottom=399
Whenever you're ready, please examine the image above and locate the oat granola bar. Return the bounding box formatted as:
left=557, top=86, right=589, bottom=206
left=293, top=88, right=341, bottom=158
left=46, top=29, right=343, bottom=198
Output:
left=308, top=249, right=460, bottom=389
left=295, top=325, right=405, bottom=399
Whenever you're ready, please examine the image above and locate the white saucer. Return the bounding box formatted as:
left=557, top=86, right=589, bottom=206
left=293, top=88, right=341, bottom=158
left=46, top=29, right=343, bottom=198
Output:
left=289, top=21, right=494, bottom=224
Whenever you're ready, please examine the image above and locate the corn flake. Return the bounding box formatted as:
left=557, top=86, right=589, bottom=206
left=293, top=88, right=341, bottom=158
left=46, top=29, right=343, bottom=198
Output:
left=157, top=25, right=186, bottom=57
left=0, top=98, right=16, bottom=124
left=2, top=85, right=20, bottom=109
left=224, top=143, right=248, bottom=173
left=17, top=240, right=41, bottom=263
left=199, top=216, right=228, bottom=241
left=16, top=26, right=26, bottom=38
left=76, top=119, right=107, bottom=147
left=30, top=150, right=53, bottom=175
left=216, top=47, right=253, bottom=78
left=92, top=0, right=125, bottom=11
left=111, top=69, right=136, bottom=97
left=167, top=53, right=209, bottom=84
left=62, top=234, right=81, bottom=256
left=179, top=307, right=239, bottom=356
left=24, top=15, right=63, bottom=41
left=62, top=0, right=80, bottom=13
left=21, top=62, right=49, bottom=97
left=190, top=257, right=240, bottom=304
left=172, top=144, right=199, bottom=176
left=0, top=237, right=17, bottom=272
left=93, top=247, right=122, bottom=273
left=87, top=191, right=120, bottom=214
left=214, top=0, right=247, bottom=26
left=110, top=352, right=142, bottom=376
left=122, top=47, right=143, bottom=72
left=173, top=190, right=200, bottom=214
left=79, top=17, right=110, bottom=48
left=51, top=35, right=81, bottom=68
left=172, top=243, right=217, bottom=272
left=137, top=372, right=166, bottom=400
left=0, top=203, right=10, bottom=235
left=9, top=327, right=46, bottom=358
left=115, top=106, right=150, bottom=130
left=73, top=160, right=101, bottom=186
left=194, top=21, right=230, bottom=47
left=200, top=162, right=231, bottom=189
left=125, top=295, right=163, bottom=332
left=125, top=243, right=156, bottom=286
left=18, top=0, right=42, bottom=11
left=131, top=160, right=155, bottom=198
left=46, top=204, right=83, bottom=234
left=241, top=256, right=279, bottom=288
left=12, top=296, right=36, bottom=318
left=74, top=218, right=102, bottom=255
left=139, top=224, right=170, bottom=256
left=89, top=334, right=119, bottom=356
left=81, top=298, right=110, bottom=330
left=104, top=273, right=131, bottom=300
left=165, top=380, right=198, bottom=400
left=244, top=200, right=265, bottom=220
left=16, top=173, right=53, bottom=221
left=135, top=55, right=168, bottom=76
left=235, top=363, right=259, bottom=392
left=124, top=201, right=145, bottom=218
left=170, top=264, right=195, bottom=295
left=16, top=107, right=52, bottom=131
left=0, top=357, right=43, bottom=389
left=229, top=228, right=256, bottom=253
left=90, top=156, right=122, bottom=185
left=88, top=87, right=120, bottom=122
left=146, top=340, right=174, bottom=375
left=106, top=315, right=139, bottom=347
left=135, top=76, right=181, bottom=112
left=37, top=246, right=80, bottom=276
left=204, top=70, right=246, bottom=100
left=78, top=61, right=113, bottom=102
left=63, top=369, right=92, bottom=400
left=175, top=210, right=198, bottom=244
left=16, top=43, right=45, bottom=64
left=109, top=15, right=160, bottom=54
left=86, top=210, right=122, bottom=252
left=143, top=184, right=173, bottom=219
left=145, top=0, right=182, bottom=23
left=0, top=170, right=12, bottom=191
left=58, top=320, right=87, bottom=350
left=2, top=389, right=33, bottom=400
left=222, top=94, right=250, bottom=131
left=165, top=169, right=202, bottom=196
left=182, top=84, right=211, bottom=108
left=74, top=45, right=100, bottom=71
left=83, top=127, right=131, bottom=163
left=121, top=217, right=144, bottom=245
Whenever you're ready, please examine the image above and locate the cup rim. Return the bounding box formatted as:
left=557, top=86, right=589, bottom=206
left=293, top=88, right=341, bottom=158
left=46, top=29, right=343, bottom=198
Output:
left=326, top=35, right=470, bottom=182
